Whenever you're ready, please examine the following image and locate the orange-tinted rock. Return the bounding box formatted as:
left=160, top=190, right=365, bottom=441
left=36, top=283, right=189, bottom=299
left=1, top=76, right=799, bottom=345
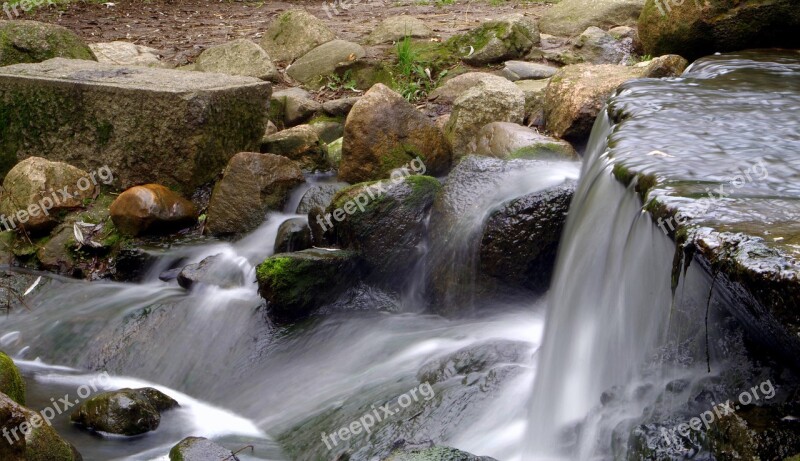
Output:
left=110, top=184, right=197, bottom=236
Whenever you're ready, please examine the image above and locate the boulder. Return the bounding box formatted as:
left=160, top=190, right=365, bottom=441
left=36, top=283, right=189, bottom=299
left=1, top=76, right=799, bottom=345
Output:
left=539, top=0, right=646, bottom=37
left=169, top=437, right=238, bottom=461
left=544, top=63, right=643, bottom=143
left=261, top=125, right=327, bottom=171
left=309, top=119, right=343, bottom=144
left=271, top=87, right=322, bottom=128
left=0, top=58, right=270, bottom=192
left=0, top=392, right=82, bottom=460
left=638, top=53, right=688, bottom=78
left=109, top=184, right=197, bottom=237
left=274, top=217, right=313, bottom=253
left=339, top=84, right=451, bottom=183
left=324, top=175, right=441, bottom=280
left=0, top=157, right=96, bottom=234
left=195, top=39, right=279, bottom=82
left=70, top=387, right=178, bottom=436
left=515, top=78, right=549, bottom=127
left=573, top=26, right=631, bottom=64
left=500, top=61, right=557, bottom=81
left=295, top=183, right=347, bottom=214
left=448, top=14, right=540, bottom=66
left=0, top=351, right=24, bottom=405
left=177, top=254, right=246, bottom=289
left=256, top=248, right=361, bottom=323
left=428, top=72, right=497, bottom=105
left=322, top=96, right=359, bottom=117
left=444, top=75, right=525, bottom=156
left=89, top=41, right=162, bottom=67
left=206, top=153, right=304, bottom=235
left=480, top=181, right=575, bottom=292
left=475, top=122, right=577, bottom=160
left=259, top=9, right=336, bottom=63
left=384, top=446, right=498, bottom=461
left=0, top=20, right=95, bottom=67
left=286, top=39, right=365, bottom=86
left=638, top=0, right=800, bottom=60
left=366, top=15, right=434, bottom=44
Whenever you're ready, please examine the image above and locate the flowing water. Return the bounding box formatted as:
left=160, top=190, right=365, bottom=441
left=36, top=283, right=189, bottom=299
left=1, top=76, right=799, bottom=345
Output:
left=1, top=51, right=798, bottom=461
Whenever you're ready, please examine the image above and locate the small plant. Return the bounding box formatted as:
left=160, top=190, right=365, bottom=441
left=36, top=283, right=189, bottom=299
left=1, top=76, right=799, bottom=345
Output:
left=396, top=36, right=419, bottom=77
left=325, top=70, right=357, bottom=92
left=434, top=0, right=455, bottom=5
left=392, top=36, right=451, bottom=102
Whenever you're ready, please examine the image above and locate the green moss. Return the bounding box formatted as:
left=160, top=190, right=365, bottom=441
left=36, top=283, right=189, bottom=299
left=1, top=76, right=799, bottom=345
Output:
left=95, top=120, right=114, bottom=146
left=0, top=351, right=25, bottom=405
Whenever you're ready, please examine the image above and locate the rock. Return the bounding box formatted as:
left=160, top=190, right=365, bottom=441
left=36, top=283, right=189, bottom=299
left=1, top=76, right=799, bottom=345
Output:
left=639, top=54, right=688, bottom=78
left=309, top=119, right=343, bottom=144
left=475, top=122, right=577, bottom=160
left=609, top=25, right=642, bottom=52
left=539, top=0, right=646, bottom=37
left=261, top=125, right=327, bottom=171
left=0, top=351, right=24, bottom=405
left=573, top=26, right=631, bottom=65
left=544, top=63, right=643, bottom=143
left=0, top=20, right=95, bottom=67
left=296, top=183, right=347, bottom=214
left=260, top=9, right=336, bottom=63
left=177, top=254, right=246, bottom=289
left=264, top=120, right=278, bottom=137
left=448, top=14, right=540, bottom=66
left=89, top=41, right=162, bottom=67
left=322, top=97, right=359, bottom=117
left=339, top=84, right=451, bottom=183
left=324, top=175, right=441, bottom=280
left=271, top=87, right=322, bottom=128
left=500, top=61, right=557, bottom=81
left=70, top=387, right=178, bottom=436
left=195, top=39, right=279, bottom=82
left=256, top=248, right=361, bottom=323
left=384, top=446, right=498, bottom=461
left=206, top=153, right=304, bottom=235
left=0, top=392, right=82, bottom=460
left=428, top=72, right=497, bottom=105
left=0, top=58, right=270, bottom=192
left=417, top=339, right=531, bottom=384
left=638, top=0, right=800, bottom=60
left=0, top=157, right=96, bottom=234
left=326, top=137, right=343, bottom=169
left=286, top=39, right=365, bottom=86
left=110, top=184, right=197, bottom=237
left=366, top=15, right=434, bottom=44
left=444, top=75, right=525, bottom=157
left=274, top=217, right=313, bottom=253
left=36, top=226, right=77, bottom=272
left=169, top=437, right=238, bottom=461
left=515, top=78, right=549, bottom=127
left=480, top=181, right=575, bottom=291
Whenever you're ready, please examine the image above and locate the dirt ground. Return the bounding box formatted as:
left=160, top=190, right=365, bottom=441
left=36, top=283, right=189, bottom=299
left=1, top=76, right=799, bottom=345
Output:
left=24, top=0, right=553, bottom=66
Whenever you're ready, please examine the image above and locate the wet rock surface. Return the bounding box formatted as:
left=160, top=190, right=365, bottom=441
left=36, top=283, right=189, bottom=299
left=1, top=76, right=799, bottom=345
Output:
left=169, top=436, right=239, bottom=461
left=177, top=254, right=246, bottom=289
left=70, top=387, right=178, bottom=436
left=110, top=184, right=197, bottom=237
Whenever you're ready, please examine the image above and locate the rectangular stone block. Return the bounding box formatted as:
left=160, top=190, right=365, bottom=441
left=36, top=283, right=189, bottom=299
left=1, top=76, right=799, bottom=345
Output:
left=0, top=58, right=271, bottom=192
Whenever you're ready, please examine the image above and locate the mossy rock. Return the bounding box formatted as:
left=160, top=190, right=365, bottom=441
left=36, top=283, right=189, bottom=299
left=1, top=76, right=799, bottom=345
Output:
left=70, top=387, right=178, bottom=436
left=384, top=446, right=498, bottom=460
left=0, top=392, right=81, bottom=461
left=169, top=436, right=237, bottom=461
left=445, top=14, right=539, bottom=66
left=0, top=20, right=95, bottom=67
left=0, top=351, right=24, bottom=405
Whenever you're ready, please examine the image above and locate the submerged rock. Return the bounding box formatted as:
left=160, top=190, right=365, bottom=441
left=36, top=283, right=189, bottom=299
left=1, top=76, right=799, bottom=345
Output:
left=448, top=14, right=540, bottom=66
left=206, top=152, right=304, bottom=236
left=340, top=84, right=451, bottom=183
left=70, top=387, right=178, bottom=436
left=109, top=184, right=197, bottom=237
left=260, top=9, right=335, bottom=62
left=169, top=436, right=239, bottom=461
left=0, top=351, right=24, bottom=404
left=539, top=0, right=645, bottom=37
left=194, top=38, right=279, bottom=82
left=256, top=248, right=362, bottom=323
left=0, top=392, right=82, bottom=460
left=177, top=254, right=246, bottom=289
left=0, top=20, right=95, bottom=66
left=262, top=125, right=328, bottom=171
left=0, top=157, right=96, bottom=234
left=274, top=217, right=313, bottom=253
left=639, top=0, right=800, bottom=60
left=417, top=339, right=531, bottom=384
left=480, top=181, right=576, bottom=292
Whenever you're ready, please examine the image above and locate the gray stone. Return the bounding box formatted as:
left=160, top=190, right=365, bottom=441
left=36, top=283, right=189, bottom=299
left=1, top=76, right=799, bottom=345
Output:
left=366, top=15, right=434, bottom=44
left=384, top=446, right=498, bottom=461
left=89, top=41, right=163, bottom=67
left=573, top=26, right=631, bottom=65
left=515, top=78, right=549, bottom=127
left=475, top=122, right=577, bottom=160
left=309, top=120, right=343, bottom=144
left=169, top=437, right=237, bottom=461
left=539, top=0, right=646, bottom=37
left=177, top=254, right=246, bottom=289
left=274, top=217, right=313, bottom=253
left=322, top=96, right=359, bottom=116
left=0, top=58, right=270, bottom=192
left=449, top=14, right=540, bottom=66
left=500, top=60, right=557, bottom=81
left=326, top=137, right=343, bottom=169
left=428, top=72, right=497, bottom=105
left=286, top=39, right=366, bottom=86
left=195, top=38, right=279, bottom=82
left=0, top=20, right=95, bottom=67
left=259, top=9, right=336, bottom=63
left=296, top=183, right=347, bottom=214
left=271, top=87, right=322, bottom=127
left=71, top=387, right=178, bottom=436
